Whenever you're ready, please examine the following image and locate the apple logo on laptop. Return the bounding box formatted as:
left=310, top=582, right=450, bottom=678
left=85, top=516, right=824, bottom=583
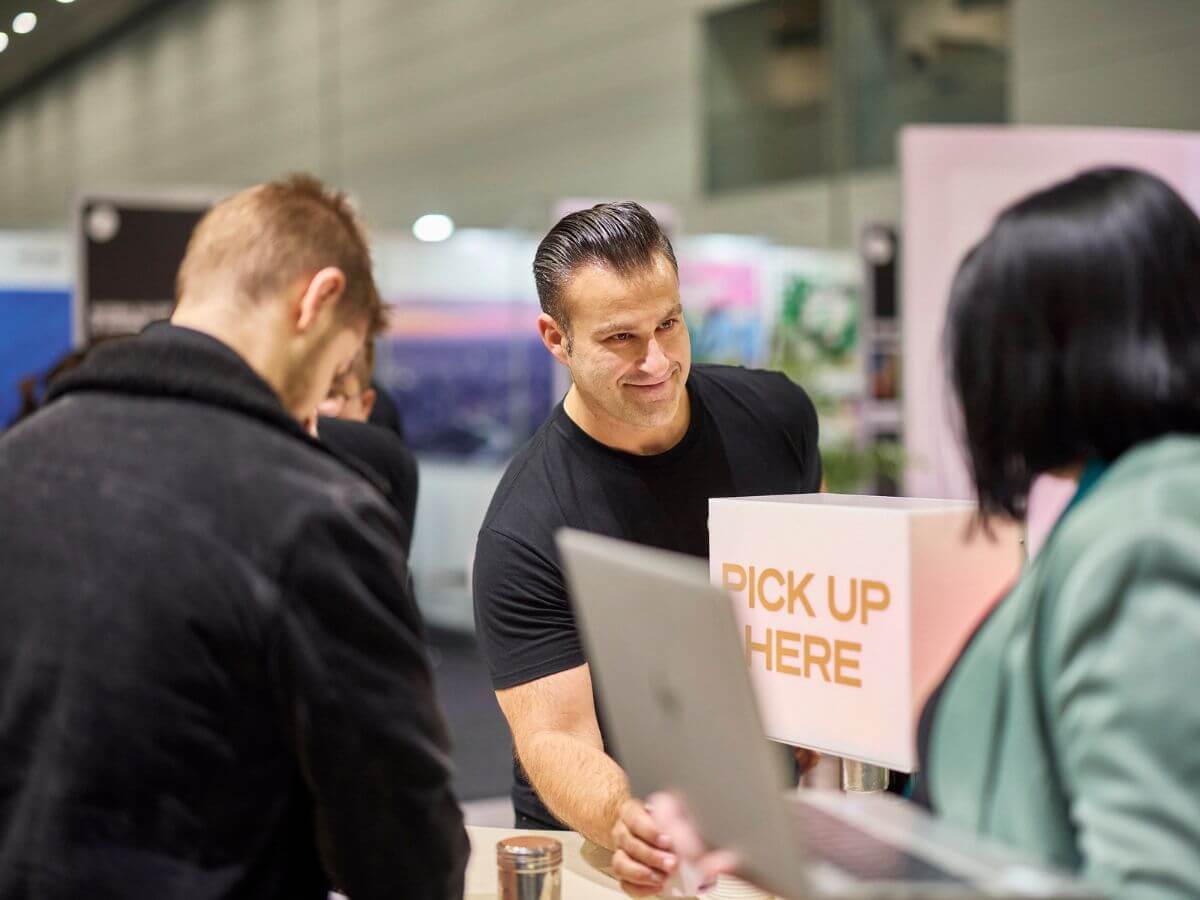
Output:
left=650, top=672, right=683, bottom=721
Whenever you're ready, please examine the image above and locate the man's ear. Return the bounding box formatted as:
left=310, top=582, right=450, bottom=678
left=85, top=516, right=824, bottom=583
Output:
left=537, top=313, right=572, bottom=367
left=296, top=267, right=347, bottom=333
left=360, top=387, right=377, bottom=420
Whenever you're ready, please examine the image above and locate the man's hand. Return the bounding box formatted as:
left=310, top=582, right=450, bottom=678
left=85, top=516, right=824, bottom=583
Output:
left=615, top=792, right=740, bottom=898
left=794, top=746, right=821, bottom=776
left=610, top=797, right=678, bottom=897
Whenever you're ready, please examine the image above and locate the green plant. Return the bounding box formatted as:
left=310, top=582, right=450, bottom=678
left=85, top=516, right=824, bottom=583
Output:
left=820, top=439, right=906, bottom=495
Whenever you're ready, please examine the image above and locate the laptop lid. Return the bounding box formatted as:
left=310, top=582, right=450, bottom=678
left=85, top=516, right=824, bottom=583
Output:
left=557, top=528, right=811, bottom=897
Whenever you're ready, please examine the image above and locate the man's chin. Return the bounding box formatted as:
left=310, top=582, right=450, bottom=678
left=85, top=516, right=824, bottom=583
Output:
left=620, top=396, right=681, bottom=429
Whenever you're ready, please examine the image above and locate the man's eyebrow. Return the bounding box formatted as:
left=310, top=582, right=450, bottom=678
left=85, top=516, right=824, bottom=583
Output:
left=591, top=304, right=684, bottom=338
left=592, top=321, right=635, bottom=338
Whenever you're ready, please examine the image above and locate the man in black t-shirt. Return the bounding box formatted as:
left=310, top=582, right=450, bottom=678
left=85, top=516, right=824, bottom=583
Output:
left=473, top=202, right=820, bottom=893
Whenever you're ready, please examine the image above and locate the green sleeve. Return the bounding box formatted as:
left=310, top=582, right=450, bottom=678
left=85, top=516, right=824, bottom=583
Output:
left=1048, top=527, right=1200, bottom=899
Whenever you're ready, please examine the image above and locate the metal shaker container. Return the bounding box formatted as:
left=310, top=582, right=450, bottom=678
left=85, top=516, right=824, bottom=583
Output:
left=497, top=835, right=562, bottom=900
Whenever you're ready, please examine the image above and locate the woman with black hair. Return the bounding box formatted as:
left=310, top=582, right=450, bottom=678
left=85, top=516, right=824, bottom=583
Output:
left=611, top=167, right=1200, bottom=899
left=921, top=166, right=1200, bottom=898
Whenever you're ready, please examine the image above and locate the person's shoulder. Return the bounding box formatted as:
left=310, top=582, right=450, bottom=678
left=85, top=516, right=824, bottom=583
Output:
left=480, top=408, right=568, bottom=528
left=276, top=460, right=406, bottom=578
left=691, top=364, right=815, bottom=425
left=239, top=419, right=398, bottom=527
left=1060, top=438, right=1200, bottom=543
left=692, top=363, right=804, bottom=398
left=1039, top=437, right=1200, bottom=629
left=320, top=416, right=407, bottom=453
left=319, top=418, right=416, bottom=480
left=44, top=392, right=401, bottom=574
left=318, top=417, right=418, bottom=530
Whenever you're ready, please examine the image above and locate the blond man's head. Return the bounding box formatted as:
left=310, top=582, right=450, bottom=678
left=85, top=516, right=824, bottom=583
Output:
left=173, top=175, right=389, bottom=421
left=176, top=174, right=387, bottom=336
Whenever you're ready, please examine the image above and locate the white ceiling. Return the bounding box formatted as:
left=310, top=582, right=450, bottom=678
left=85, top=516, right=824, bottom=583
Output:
left=0, top=0, right=173, bottom=106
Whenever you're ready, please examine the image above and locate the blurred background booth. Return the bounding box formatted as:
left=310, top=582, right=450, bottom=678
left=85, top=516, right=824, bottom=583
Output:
left=3, top=0, right=1200, bottom=812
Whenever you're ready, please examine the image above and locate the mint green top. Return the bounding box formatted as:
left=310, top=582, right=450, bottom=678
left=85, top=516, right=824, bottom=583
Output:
left=928, top=435, right=1200, bottom=899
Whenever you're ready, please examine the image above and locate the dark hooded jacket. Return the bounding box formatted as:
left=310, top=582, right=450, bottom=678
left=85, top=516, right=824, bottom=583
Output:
left=0, top=324, right=467, bottom=900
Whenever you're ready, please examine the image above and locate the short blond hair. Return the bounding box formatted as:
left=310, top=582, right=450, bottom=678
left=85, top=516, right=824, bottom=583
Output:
left=177, top=174, right=388, bottom=337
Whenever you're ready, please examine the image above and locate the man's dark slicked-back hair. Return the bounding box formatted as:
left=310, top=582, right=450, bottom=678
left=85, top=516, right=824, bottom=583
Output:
left=533, top=201, right=678, bottom=332
left=946, top=166, right=1200, bottom=520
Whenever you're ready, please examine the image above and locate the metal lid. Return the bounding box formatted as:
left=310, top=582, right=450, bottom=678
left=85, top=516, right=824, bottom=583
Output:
left=497, top=836, right=563, bottom=872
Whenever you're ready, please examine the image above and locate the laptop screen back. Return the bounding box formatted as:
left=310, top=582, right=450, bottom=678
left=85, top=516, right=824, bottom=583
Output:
left=557, top=528, right=810, bottom=895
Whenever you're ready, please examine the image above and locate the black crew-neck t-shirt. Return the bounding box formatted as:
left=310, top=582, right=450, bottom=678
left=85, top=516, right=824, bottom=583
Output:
left=472, top=364, right=822, bottom=827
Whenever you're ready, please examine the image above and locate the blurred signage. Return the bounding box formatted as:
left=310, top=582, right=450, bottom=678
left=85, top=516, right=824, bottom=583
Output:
left=76, top=192, right=216, bottom=341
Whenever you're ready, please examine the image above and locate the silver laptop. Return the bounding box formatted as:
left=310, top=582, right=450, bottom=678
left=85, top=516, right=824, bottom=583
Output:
left=556, top=528, right=1100, bottom=900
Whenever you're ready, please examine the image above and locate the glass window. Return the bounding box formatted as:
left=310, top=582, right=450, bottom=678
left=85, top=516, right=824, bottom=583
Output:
left=704, top=0, right=831, bottom=191
left=702, top=0, right=1010, bottom=191
left=846, top=0, right=1009, bottom=170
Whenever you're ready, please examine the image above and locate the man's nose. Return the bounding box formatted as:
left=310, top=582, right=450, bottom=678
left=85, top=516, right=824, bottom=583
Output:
left=640, top=336, right=672, bottom=378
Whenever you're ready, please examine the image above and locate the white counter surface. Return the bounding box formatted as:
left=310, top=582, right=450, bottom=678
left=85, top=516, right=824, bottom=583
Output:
left=465, top=824, right=636, bottom=899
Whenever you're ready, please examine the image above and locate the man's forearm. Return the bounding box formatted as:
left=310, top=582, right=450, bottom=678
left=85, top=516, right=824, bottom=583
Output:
left=518, top=730, right=630, bottom=847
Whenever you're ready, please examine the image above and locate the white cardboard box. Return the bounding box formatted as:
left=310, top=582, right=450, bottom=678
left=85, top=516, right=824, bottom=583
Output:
left=708, top=494, right=1022, bottom=772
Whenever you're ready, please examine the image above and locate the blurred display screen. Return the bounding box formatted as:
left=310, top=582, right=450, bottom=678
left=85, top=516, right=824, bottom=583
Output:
left=81, top=199, right=208, bottom=339
left=377, top=301, right=554, bottom=461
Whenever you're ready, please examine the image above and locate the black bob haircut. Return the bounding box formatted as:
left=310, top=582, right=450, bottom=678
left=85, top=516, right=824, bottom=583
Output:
left=533, top=201, right=678, bottom=336
left=947, top=166, right=1200, bottom=520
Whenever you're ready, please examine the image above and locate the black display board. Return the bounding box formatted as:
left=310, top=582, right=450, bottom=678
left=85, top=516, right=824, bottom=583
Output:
left=862, top=223, right=898, bottom=321
left=76, top=194, right=213, bottom=341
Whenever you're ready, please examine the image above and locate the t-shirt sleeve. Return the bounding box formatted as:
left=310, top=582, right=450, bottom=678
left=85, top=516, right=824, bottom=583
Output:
left=472, top=526, right=585, bottom=690
left=770, top=371, right=822, bottom=491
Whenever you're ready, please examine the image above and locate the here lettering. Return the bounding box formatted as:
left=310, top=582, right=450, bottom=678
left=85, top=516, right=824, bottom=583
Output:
left=743, top=625, right=862, bottom=688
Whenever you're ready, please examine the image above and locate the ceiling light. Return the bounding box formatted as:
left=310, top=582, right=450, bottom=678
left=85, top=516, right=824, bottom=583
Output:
left=412, top=213, right=455, bottom=243
left=0, top=33, right=8, bottom=53
left=57, top=0, right=76, bottom=4
left=12, top=12, right=36, bottom=34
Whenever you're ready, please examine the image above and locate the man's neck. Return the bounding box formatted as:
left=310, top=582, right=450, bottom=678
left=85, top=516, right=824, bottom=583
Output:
left=170, top=305, right=290, bottom=409
left=563, top=385, right=691, bottom=456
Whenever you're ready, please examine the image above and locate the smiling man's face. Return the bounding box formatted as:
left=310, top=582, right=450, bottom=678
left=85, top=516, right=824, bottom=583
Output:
left=556, top=253, right=691, bottom=436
